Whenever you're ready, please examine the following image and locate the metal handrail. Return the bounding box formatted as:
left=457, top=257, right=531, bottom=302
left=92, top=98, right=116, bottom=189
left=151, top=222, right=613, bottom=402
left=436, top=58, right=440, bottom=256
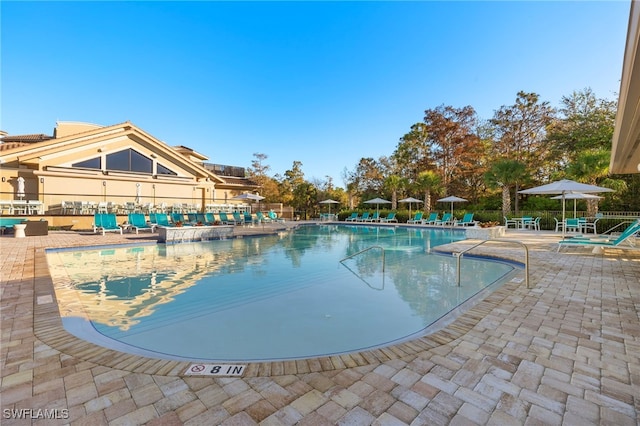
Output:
left=451, top=239, right=530, bottom=288
left=340, top=245, right=385, bottom=273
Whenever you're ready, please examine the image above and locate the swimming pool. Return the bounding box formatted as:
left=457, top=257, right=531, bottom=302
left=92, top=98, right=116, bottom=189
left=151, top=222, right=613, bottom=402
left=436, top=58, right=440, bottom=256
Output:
left=46, top=224, right=520, bottom=362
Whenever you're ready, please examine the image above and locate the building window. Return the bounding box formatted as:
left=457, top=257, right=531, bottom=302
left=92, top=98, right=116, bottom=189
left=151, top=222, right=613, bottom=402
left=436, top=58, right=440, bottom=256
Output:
left=72, top=157, right=101, bottom=169
left=106, top=149, right=152, bottom=173
left=157, top=163, right=178, bottom=176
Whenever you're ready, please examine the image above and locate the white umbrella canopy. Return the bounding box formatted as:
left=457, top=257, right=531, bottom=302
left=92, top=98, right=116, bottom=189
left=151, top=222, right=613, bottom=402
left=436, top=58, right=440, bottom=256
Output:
left=16, top=177, right=25, bottom=200
left=232, top=193, right=265, bottom=201
left=319, top=199, right=340, bottom=214
left=437, top=195, right=467, bottom=218
left=398, top=197, right=423, bottom=217
left=551, top=192, right=603, bottom=218
left=364, top=197, right=391, bottom=214
left=519, top=179, right=614, bottom=237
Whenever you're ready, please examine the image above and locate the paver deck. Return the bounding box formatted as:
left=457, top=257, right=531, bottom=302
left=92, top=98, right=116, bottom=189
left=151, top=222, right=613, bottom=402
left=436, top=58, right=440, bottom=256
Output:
left=1, top=223, right=638, bottom=425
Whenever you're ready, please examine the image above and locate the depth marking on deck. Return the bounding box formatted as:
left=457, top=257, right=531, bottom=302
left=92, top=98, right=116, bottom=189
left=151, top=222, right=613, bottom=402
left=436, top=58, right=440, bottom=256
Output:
left=185, top=364, right=246, bottom=376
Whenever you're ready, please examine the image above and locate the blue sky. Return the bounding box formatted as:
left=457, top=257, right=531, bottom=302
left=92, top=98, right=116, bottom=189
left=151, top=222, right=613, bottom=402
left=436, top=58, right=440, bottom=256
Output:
left=1, top=1, right=629, bottom=188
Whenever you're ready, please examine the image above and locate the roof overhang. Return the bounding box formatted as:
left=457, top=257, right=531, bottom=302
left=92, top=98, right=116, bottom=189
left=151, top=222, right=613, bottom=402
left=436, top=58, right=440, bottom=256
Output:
left=611, top=1, right=640, bottom=174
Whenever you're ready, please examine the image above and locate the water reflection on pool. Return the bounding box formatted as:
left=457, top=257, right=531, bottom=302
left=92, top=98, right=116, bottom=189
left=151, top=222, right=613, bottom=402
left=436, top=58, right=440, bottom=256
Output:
left=46, top=224, right=519, bottom=361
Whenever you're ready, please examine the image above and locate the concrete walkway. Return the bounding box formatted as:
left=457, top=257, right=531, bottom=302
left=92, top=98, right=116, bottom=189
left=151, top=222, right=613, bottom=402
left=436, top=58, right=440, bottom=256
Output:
left=1, top=223, right=638, bottom=425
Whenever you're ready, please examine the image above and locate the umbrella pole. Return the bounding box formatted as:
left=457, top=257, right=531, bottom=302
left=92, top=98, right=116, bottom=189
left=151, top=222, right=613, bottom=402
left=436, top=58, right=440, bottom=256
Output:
left=562, top=193, right=566, bottom=240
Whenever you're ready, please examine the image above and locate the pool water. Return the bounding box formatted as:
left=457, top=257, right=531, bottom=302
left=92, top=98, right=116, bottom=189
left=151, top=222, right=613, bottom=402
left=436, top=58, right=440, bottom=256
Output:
left=46, top=224, right=519, bottom=362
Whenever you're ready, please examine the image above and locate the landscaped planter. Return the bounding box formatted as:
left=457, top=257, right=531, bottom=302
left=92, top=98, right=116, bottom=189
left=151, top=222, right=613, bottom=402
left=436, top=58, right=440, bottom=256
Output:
left=158, top=225, right=234, bottom=243
left=464, top=226, right=505, bottom=240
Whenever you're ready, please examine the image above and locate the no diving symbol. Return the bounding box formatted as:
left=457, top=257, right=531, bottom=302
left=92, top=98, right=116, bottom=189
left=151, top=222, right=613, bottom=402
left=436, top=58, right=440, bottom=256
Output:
left=190, top=364, right=205, bottom=373
left=185, top=363, right=246, bottom=376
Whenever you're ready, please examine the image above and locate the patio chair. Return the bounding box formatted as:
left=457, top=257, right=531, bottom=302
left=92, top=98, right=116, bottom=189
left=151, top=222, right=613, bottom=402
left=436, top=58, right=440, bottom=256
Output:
left=244, top=212, right=259, bottom=225
left=256, top=211, right=272, bottom=223
left=505, top=216, right=519, bottom=229
left=380, top=212, right=398, bottom=223
left=407, top=212, right=423, bottom=224
left=356, top=212, right=371, bottom=222
left=420, top=212, right=438, bottom=225
left=218, top=212, right=237, bottom=225
left=154, top=213, right=175, bottom=227
left=171, top=213, right=190, bottom=225
left=434, top=213, right=453, bottom=226
left=345, top=213, right=359, bottom=222
left=557, top=220, right=640, bottom=252
left=205, top=213, right=216, bottom=224
left=565, top=218, right=581, bottom=233
left=94, top=213, right=123, bottom=235
left=364, top=212, right=380, bottom=222
left=128, top=213, right=157, bottom=234
left=525, top=217, right=541, bottom=231
left=454, top=213, right=478, bottom=227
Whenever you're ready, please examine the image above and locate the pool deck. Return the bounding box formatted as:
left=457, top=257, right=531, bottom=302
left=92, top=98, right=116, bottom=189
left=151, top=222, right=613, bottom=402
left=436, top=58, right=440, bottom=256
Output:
left=1, top=222, right=639, bottom=425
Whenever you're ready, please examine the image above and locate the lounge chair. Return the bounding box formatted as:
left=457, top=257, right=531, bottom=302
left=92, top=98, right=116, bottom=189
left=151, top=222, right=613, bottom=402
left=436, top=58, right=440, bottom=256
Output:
left=557, top=219, right=640, bottom=252
left=94, top=213, right=123, bottom=235
left=205, top=213, right=216, bottom=224
left=407, top=212, right=423, bottom=224
left=256, top=211, right=272, bottom=223
left=244, top=212, right=259, bottom=225
left=434, top=213, right=453, bottom=226
left=454, top=213, right=478, bottom=227
left=218, top=212, right=237, bottom=225
left=364, top=212, right=380, bottom=222
left=233, top=212, right=247, bottom=225
left=380, top=212, right=398, bottom=223
left=171, top=213, right=190, bottom=226
left=356, top=212, right=371, bottom=222
left=420, top=212, right=438, bottom=225
left=128, top=213, right=157, bottom=234
left=345, top=213, right=359, bottom=222
left=154, top=213, right=175, bottom=227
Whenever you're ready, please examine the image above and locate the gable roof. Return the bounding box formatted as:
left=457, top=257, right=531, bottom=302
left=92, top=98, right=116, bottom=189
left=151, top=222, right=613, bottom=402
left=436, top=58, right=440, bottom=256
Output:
left=0, top=121, right=226, bottom=183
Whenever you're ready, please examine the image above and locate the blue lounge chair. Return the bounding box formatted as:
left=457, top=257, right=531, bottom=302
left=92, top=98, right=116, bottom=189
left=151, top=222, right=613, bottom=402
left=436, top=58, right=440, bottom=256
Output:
left=345, top=213, right=359, bottom=222
left=128, top=213, right=157, bottom=234
left=364, top=212, right=380, bottom=222
left=244, top=212, right=259, bottom=225
left=171, top=213, right=191, bottom=226
left=154, top=213, right=175, bottom=227
left=357, top=212, right=371, bottom=222
left=420, top=212, right=438, bottom=225
left=557, top=220, right=640, bottom=252
left=454, top=213, right=478, bottom=227
left=434, top=213, right=453, bottom=226
left=205, top=213, right=216, bottom=224
left=380, top=212, right=398, bottom=223
left=407, top=212, right=423, bottom=224
left=94, top=213, right=123, bottom=235
left=218, top=212, right=236, bottom=225
left=256, top=211, right=272, bottom=223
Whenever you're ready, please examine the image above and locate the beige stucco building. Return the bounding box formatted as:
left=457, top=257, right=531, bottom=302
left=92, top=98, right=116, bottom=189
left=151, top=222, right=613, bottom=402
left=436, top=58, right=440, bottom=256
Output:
left=0, top=121, right=260, bottom=218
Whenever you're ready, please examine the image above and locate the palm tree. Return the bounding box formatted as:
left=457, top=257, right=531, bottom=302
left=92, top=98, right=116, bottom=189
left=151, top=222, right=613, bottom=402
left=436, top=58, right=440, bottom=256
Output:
left=414, top=170, right=442, bottom=213
left=485, top=159, right=527, bottom=218
left=384, top=175, right=405, bottom=210
left=566, top=149, right=626, bottom=216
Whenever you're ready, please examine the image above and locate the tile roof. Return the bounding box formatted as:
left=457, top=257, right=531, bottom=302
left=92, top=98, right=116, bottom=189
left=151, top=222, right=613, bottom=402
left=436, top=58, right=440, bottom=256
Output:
left=1, top=133, right=54, bottom=143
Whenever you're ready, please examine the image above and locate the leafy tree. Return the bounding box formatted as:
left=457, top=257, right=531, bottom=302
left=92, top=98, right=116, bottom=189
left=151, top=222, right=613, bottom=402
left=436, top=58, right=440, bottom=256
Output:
left=246, top=153, right=280, bottom=202
left=566, top=148, right=626, bottom=216
left=422, top=105, right=480, bottom=194
left=484, top=159, right=527, bottom=218
left=392, top=123, right=433, bottom=182
left=489, top=91, right=556, bottom=184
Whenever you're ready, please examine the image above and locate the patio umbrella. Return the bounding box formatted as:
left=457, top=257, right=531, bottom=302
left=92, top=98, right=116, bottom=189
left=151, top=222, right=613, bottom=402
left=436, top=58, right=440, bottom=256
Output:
left=16, top=177, right=25, bottom=200
left=363, top=197, right=391, bottom=215
left=437, top=195, right=467, bottom=218
left=232, top=193, right=265, bottom=201
left=398, top=197, right=423, bottom=217
left=319, top=199, right=340, bottom=215
left=232, top=193, right=265, bottom=214
left=551, top=192, right=603, bottom=218
left=519, top=179, right=613, bottom=238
